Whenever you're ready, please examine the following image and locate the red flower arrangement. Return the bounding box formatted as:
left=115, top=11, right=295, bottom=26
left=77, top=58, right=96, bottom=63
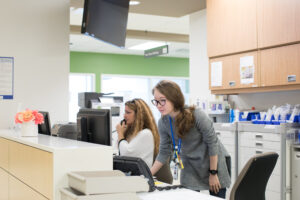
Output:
left=15, top=109, right=44, bottom=125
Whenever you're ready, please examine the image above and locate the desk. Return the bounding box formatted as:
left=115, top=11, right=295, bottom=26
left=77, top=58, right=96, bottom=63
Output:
left=0, top=129, right=113, bottom=200
left=138, top=188, right=223, bottom=200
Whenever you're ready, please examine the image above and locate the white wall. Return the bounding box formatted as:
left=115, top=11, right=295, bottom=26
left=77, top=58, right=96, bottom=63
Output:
left=0, top=0, right=70, bottom=129
left=189, top=10, right=300, bottom=111
left=189, top=10, right=214, bottom=105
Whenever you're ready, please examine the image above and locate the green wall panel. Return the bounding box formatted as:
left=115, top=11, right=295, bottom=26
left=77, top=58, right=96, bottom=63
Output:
left=70, top=51, right=189, bottom=92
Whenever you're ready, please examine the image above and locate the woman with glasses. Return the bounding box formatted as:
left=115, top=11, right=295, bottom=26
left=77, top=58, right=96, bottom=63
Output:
left=150, top=80, right=230, bottom=199
left=116, top=98, right=160, bottom=169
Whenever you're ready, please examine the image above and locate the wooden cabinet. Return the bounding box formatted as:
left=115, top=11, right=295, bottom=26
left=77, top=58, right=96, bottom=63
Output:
left=260, top=44, right=300, bottom=86
left=0, top=138, right=8, bottom=171
left=9, top=175, right=48, bottom=200
left=9, top=141, right=53, bottom=200
left=0, top=168, right=8, bottom=200
left=257, top=0, right=300, bottom=48
left=207, top=0, right=257, bottom=57
left=210, top=51, right=259, bottom=91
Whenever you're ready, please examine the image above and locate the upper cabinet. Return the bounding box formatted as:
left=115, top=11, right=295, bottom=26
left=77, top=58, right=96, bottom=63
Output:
left=207, top=0, right=257, bottom=57
left=260, top=44, right=300, bottom=87
left=257, top=0, right=300, bottom=48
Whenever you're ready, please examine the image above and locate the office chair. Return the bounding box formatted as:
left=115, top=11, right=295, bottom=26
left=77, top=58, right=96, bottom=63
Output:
left=230, top=152, right=279, bottom=200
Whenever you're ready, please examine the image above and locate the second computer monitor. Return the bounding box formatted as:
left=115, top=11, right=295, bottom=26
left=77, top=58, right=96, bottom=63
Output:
left=38, top=111, right=51, bottom=135
left=77, top=108, right=112, bottom=146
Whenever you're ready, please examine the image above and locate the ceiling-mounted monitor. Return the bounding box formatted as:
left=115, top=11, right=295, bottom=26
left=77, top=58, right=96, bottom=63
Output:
left=81, top=0, right=130, bottom=48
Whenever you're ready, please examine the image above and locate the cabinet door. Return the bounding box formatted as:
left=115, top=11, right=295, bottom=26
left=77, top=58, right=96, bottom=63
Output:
left=0, top=168, right=8, bottom=200
left=261, top=44, right=300, bottom=86
left=258, top=0, right=300, bottom=48
left=210, top=52, right=259, bottom=90
left=9, top=141, right=53, bottom=199
left=0, top=138, right=9, bottom=171
left=209, top=56, right=232, bottom=90
left=207, top=0, right=257, bottom=57
left=9, top=175, right=48, bottom=200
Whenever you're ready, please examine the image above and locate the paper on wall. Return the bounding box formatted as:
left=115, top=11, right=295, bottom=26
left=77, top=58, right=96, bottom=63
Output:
left=211, top=61, right=222, bottom=87
left=240, top=56, right=254, bottom=84
left=0, top=57, right=14, bottom=99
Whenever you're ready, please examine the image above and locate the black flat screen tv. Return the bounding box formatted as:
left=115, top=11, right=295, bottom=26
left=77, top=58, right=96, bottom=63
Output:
left=77, top=108, right=112, bottom=146
left=81, top=0, right=130, bottom=48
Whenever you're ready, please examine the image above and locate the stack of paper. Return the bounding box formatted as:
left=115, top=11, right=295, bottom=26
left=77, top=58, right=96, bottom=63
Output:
left=60, top=170, right=149, bottom=200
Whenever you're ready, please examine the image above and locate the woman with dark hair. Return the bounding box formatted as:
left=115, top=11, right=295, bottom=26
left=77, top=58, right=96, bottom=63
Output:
left=150, top=80, right=230, bottom=198
left=116, top=98, right=160, bottom=169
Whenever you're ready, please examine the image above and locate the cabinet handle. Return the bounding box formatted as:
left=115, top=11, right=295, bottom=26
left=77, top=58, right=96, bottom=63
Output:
left=255, top=142, right=263, bottom=147
left=287, top=75, right=296, bottom=82
left=216, top=132, right=220, bottom=136
left=256, top=150, right=263, bottom=154
left=255, top=134, right=263, bottom=139
left=229, top=81, right=236, bottom=87
left=296, top=154, right=300, bottom=159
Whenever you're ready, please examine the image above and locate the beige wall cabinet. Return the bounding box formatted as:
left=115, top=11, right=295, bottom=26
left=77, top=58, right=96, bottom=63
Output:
left=207, top=0, right=257, bottom=57
left=210, top=52, right=259, bottom=92
left=0, top=168, right=8, bottom=200
left=260, top=44, right=300, bottom=87
left=258, top=0, right=300, bottom=48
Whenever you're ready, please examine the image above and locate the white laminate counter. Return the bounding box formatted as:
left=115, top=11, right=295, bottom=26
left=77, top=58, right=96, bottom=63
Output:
left=0, top=129, right=111, bottom=153
left=138, top=188, right=223, bottom=200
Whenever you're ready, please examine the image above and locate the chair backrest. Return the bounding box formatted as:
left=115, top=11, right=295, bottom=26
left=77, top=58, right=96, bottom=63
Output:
left=230, top=152, right=279, bottom=200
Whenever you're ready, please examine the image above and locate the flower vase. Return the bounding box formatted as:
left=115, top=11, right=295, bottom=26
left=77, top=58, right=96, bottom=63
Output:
left=21, top=121, right=38, bottom=137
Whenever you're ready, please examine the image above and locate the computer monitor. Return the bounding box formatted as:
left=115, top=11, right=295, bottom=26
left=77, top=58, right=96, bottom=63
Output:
left=38, top=111, right=51, bottom=135
left=77, top=108, right=112, bottom=146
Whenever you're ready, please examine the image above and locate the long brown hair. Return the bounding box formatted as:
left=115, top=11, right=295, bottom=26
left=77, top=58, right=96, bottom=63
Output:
left=123, top=98, right=160, bottom=157
left=153, top=80, right=195, bottom=138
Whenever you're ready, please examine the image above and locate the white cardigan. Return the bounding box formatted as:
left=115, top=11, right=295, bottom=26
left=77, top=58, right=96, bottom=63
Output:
left=119, top=128, right=154, bottom=169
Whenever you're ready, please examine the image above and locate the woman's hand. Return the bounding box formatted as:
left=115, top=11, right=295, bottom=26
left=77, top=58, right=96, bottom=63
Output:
left=116, top=122, right=126, bottom=141
left=209, top=174, right=221, bottom=194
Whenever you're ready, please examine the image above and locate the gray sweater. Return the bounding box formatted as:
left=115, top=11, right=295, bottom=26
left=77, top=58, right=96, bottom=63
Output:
left=156, top=108, right=231, bottom=190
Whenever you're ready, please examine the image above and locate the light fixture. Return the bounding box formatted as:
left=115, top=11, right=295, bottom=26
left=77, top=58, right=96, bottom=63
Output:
left=129, top=41, right=168, bottom=50
left=129, top=1, right=140, bottom=6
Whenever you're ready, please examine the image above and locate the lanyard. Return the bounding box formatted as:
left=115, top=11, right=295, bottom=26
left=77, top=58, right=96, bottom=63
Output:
left=169, top=117, right=184, bottom=169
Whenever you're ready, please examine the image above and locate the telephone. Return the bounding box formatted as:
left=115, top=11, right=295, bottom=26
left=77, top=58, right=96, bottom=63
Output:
left=120, top=119, right=127, bottom=125
left=113, top=156, right=185, bottom=192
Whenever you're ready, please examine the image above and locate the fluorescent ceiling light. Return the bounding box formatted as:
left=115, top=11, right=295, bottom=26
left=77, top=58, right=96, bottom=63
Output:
left=130, top=1, right=140, bottom=6
left=129, top=41, right=167, bottom=50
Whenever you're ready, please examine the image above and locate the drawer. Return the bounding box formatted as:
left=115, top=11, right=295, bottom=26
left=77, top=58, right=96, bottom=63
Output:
left=218, top=136, right=235, bottom=146
left=9, top=174, right=48, bottom=200
left=240, top=139, right=281, bottom=151
left=224, top=144, right=235, bottom=154
left=238, top=147, right=281, bottom=175
left=0, top=138, right=9, bottom=171
left=265, top=190, right=280, bottom=200
left=267, top=174, right=280, bottom=192
left=215, top=131, right=235, bottom=138
left=9, top=141, right=53, bottom=199
left=240, top=132, right=281, bottom=142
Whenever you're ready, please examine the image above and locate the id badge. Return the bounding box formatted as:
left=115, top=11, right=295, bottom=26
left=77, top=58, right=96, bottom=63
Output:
left=173, top=163, right=178, bottom=180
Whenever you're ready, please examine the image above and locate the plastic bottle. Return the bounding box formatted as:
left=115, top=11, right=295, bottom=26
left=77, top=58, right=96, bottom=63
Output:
left=229, top=109, right=235, bottom=123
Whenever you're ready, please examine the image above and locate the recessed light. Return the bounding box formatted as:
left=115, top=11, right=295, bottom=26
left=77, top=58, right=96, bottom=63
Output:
left=129, top=1, right=140, bottom=6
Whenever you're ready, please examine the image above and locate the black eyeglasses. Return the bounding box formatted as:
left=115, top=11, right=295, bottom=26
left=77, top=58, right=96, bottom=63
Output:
left=151, top=99, right=166, bottom=106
